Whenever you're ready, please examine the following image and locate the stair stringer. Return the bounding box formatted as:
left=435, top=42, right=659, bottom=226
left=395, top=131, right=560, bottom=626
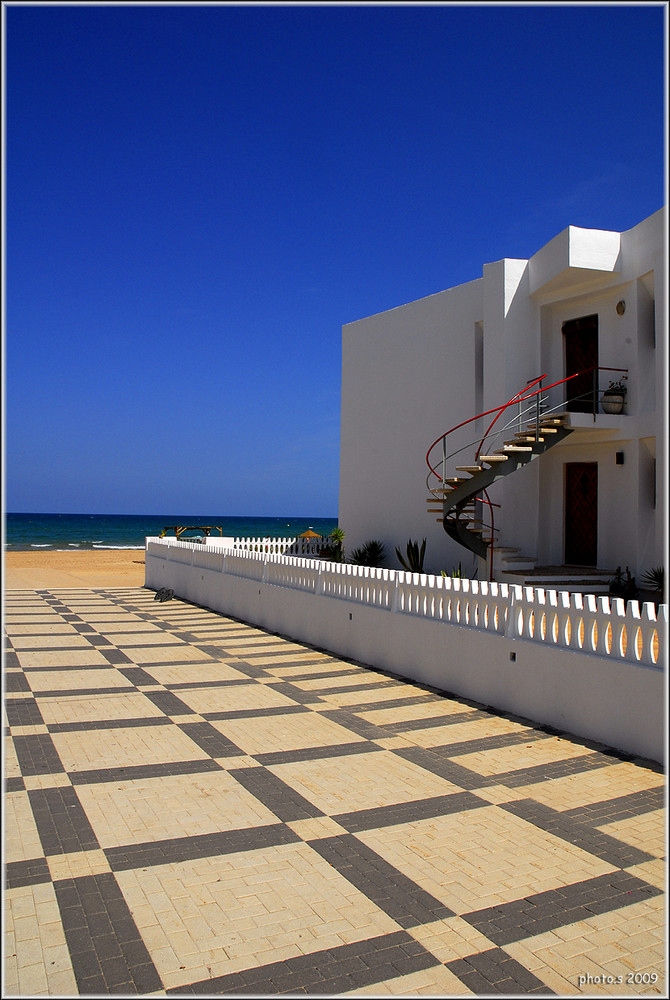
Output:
left=438, top=423, right=574, bottom=559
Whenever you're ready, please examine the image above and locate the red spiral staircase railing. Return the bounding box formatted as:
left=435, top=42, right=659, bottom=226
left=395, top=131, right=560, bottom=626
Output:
left=426, top=367, right=628, bottom=578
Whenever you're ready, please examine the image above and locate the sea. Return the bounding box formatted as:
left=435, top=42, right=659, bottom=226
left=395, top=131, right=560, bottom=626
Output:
left=5, top=513, right=339, bottom=552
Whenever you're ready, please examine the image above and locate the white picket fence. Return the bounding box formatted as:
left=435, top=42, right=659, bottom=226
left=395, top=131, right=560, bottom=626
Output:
left=146, top=538, right=665, bottom=667
left=207, top=536, right=327, bottom=557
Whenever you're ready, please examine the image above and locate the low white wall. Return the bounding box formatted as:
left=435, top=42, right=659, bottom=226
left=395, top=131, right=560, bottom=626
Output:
left=145, top=538, right=666, bottom=763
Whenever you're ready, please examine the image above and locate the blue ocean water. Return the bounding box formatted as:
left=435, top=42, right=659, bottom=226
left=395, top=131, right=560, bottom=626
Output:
left=5, top=513, right=339, bottom=552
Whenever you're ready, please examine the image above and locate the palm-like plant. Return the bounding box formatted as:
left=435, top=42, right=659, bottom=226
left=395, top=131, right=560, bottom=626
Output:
left=321, top=527, right=345, bottom=563
left=350, top=539, right=386, bottom=566
left=639, top=566, right=664, bottom=594
left=395, top=538, right=426, bottom=573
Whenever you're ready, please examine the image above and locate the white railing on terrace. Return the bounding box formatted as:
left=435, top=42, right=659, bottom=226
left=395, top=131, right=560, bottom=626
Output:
left=205, top=535, right=327, bottom=557
left=145, top=538, right=666, bottom=667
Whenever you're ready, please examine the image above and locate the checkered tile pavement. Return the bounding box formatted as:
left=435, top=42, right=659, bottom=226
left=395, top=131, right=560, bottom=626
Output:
left=4, top=587, right=666, bottom=996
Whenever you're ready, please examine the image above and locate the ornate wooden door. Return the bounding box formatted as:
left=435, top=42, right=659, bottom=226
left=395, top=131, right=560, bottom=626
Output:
left=565, top=462, right=598, bottom=565
left=563, top=315, right=598, bottom=413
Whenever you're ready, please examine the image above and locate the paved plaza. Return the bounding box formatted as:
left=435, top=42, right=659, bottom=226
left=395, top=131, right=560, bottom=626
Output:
left=4, top=586, right=666, bottom=996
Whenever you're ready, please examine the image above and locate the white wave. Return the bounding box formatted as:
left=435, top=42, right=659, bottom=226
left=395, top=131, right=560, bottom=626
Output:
left=68, top=543, right=80, bottom=547
left=92, top=544, right=145, bottom=550
left=31, top=543, right=52, bottom=548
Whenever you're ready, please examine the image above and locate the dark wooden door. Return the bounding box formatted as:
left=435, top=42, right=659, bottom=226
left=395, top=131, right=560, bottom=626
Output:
left=565, top=463, right=598, bottom=565
left=563, top=315, right=598, bottom=413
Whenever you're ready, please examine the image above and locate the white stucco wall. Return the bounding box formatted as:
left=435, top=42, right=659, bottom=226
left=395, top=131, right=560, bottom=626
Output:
left=145, top=541, right=666, bottom=764
left=339, top=209, right=666, bottom=580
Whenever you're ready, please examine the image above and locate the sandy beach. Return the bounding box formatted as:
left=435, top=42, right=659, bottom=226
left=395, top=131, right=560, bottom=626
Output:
left=4, top=549, right=146, bottom=589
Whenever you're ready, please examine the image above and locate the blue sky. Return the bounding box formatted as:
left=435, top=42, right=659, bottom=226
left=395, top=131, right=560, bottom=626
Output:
left=4, top=2, right=666, bottom=517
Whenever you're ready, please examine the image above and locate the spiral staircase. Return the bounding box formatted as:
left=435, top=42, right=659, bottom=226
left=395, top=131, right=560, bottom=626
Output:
left=426, top=367, right=626, bottom=580
left=427, top=414, right=573, bottom=559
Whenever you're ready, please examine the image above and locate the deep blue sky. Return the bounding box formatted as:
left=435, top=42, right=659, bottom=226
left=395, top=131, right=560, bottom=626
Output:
left=4, top=2, right=666, bottom=516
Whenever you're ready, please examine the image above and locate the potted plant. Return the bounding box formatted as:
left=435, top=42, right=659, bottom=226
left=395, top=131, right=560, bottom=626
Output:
left=601, top=376, right=627, bottom=414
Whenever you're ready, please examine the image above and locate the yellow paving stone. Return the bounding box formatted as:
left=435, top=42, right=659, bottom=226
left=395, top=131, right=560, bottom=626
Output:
left=597, top=810, right=666, bottom=857
left=176, top=680, right=301, bottom=714
left=356, top=699, right=466, bottom=726
left=22, top=772, right=72, bottom=790
left=46, top=849, right=112, bottom=880
left=16, top=648, right=113, bottom=669
left=372, top=735, right=417, bottom=749
left=106, top=631, right=190, bottom=646
left=472, top=782, right=522, bottom=804
left=270, top=749, right=462, bottom=813
left=293, top=673, right=391, bottom=691
left=5, top=623, right=81, bottom=635
left=117, top=844, right=398, bottom=979
left=45, top=968, right=78, bottom=995
left=342, top=964, right=472, bottom=995
left=10, top=633, right=98, bottom=649
left=4, top=734, right=22, bottom=779
left=25, top=666, right=133, bottom=692
left=456, top=734, right=596, bottom=776
left=407, top=915, right=497, bottom=962
left=356, top=808, right=616, bottom=914
left=528, top=762, right=664, bottom=809
left=122, top=644, right=216, bottom=664
left=319, top=684, right=428, bottom=708
left=77, top=768, right=280, bottom=846
left=286, top=816, right=349, bottom=839
left=5, top=791, right=48, bottom=863
left=141, top=661, right=249, bottom=685
left=211, top=710, right=366, bottom=755
left=51, top=722, right=209, bottom=771
left=5, top=724, right=50, bottom=737
left=17, top=962, right=49, bottom=995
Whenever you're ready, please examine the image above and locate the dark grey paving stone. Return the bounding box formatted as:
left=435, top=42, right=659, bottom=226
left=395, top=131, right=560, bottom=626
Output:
left=462, top=871, right=663, bottom=945
left=166, top=930, right=439, bottom=996
left=69, top=757, right=223, bottom=785
left=99, top=648, right=134, bottom=664
left=450, top=947, right=555, bottom=993
left=13, top=732, right=65, bottom=776
left=563, top=787, right=665, bottom=826
left=253, top=741, right=382, bottom=767
left=430, top=728, right=544, bottom=757
left=203, top=705, right=309, bottom=721
left=28, top=786, right=101, bottom=856
left=310, top=834, right=453, bottom=927
left=229, top=766, right=325, bottom=821
left=105, top=822, right=299, bottom=871
left=333, top=790, right=487, bottom=833
left=5, top=697, right=45, bottom=727
left=491, top=751, right=615, bottom=787
left=502, top=799, right=656, bottom=868
left=142, top=689, right=196, bottom=716
left=178, top=721, right=246, bottom=758
left=47, top=716, right=172, bottom=734
left=392, top=745, right=490, bottom=790
left=5, top=857, right=52, bottom=889
left=117, top=666, right=159, bottom=686
left=54, top=872, right=161, bottom=995
left=5, top=672, right=31, bottom=692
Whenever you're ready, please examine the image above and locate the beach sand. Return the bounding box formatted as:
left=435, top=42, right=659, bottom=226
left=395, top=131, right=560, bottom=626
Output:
left=4, top=549, right=146, bottom=589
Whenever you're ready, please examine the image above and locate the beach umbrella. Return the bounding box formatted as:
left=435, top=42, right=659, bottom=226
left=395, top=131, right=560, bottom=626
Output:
left=297, top=528, right=323, bottom=539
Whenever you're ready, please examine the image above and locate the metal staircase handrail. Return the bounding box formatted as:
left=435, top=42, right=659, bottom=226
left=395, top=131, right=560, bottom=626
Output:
left=426, top=365, right=629, bottom=487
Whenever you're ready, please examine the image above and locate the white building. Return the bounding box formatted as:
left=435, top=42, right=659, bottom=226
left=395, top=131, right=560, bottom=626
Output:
left=339, top=209, right=666, bottom=587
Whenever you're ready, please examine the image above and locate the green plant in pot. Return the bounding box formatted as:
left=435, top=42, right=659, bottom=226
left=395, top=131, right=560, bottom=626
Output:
left=601, top=376, right=627, bottom=414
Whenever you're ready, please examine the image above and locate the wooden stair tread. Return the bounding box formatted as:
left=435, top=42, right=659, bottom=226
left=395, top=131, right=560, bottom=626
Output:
left=479, top=454, right=509, bottom=462
left=455, top=465, right=483, bottom=473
